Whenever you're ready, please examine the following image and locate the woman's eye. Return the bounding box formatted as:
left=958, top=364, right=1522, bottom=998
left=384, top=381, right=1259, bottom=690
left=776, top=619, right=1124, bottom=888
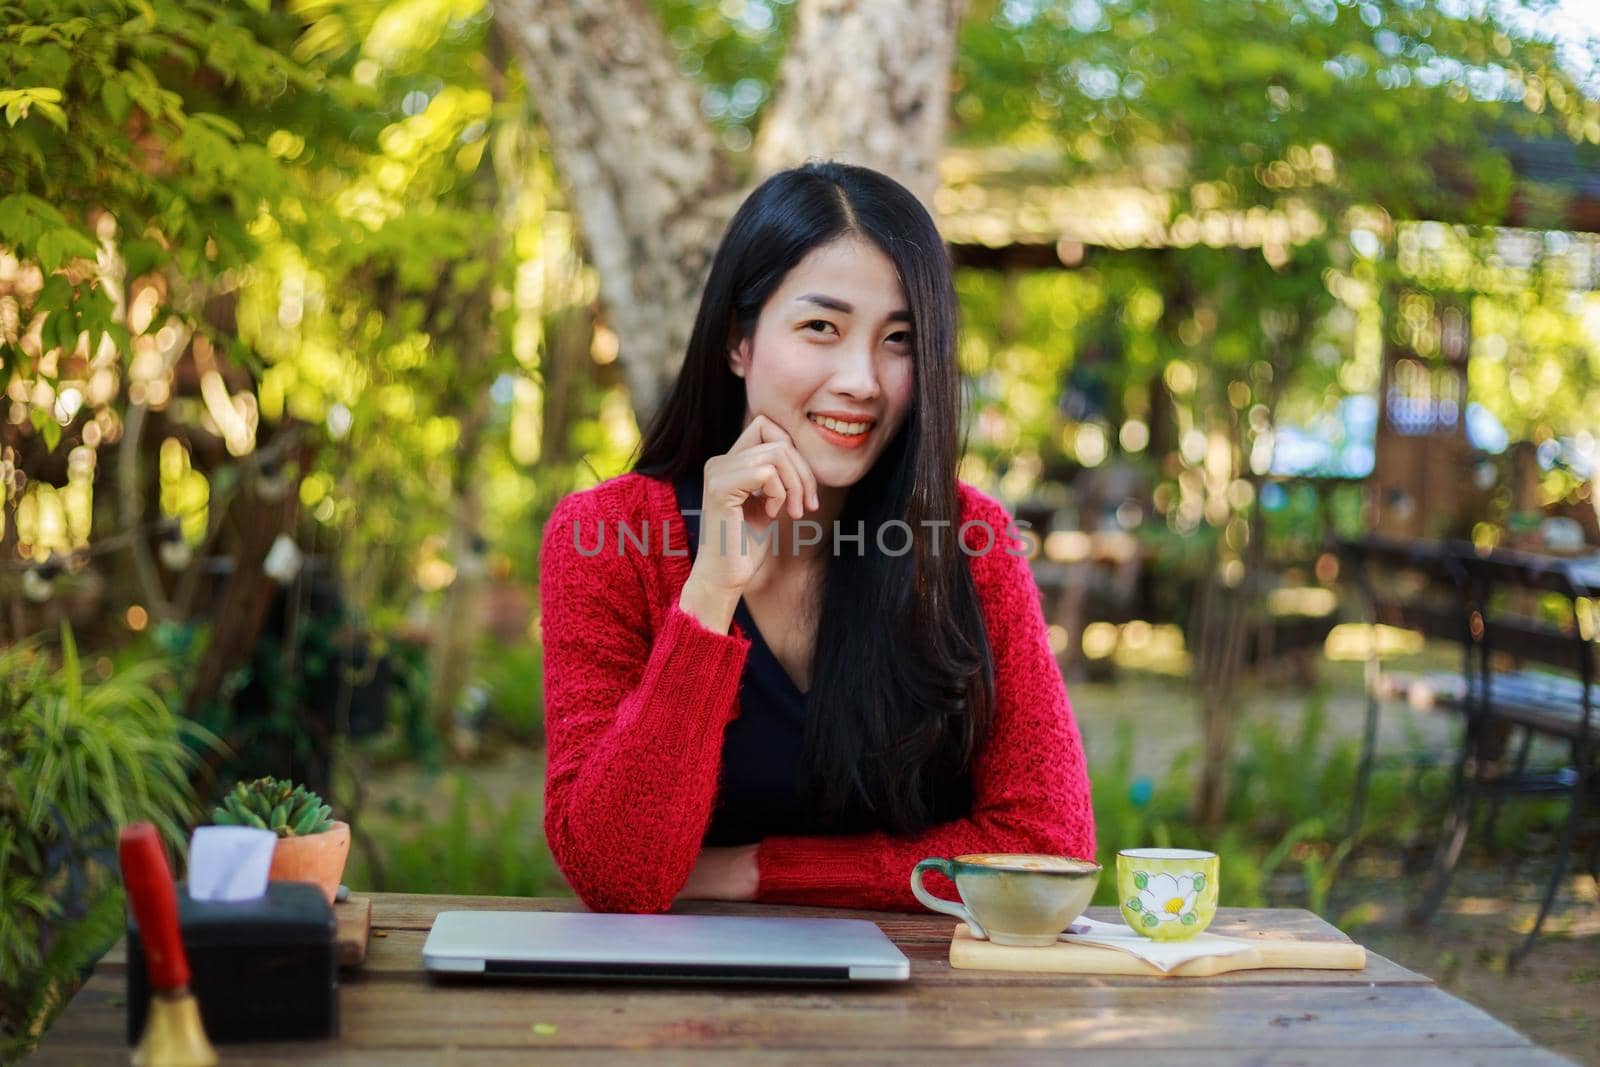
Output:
left=803, top=320, right=837, bottom=335
left=887, top=330, right=911, bottom=345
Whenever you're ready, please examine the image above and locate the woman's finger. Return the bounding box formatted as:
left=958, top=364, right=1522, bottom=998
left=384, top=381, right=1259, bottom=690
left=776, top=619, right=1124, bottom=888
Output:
left=747, top=418, right=819, bottom=510
left=790, top=442, right=820, bottom=510
left=723, top=416, right=818, bottom=512
left=740, top=443, right=810, bottom=519
left=764, top=445, right=812, bottom=520
left=728, top=413, right=779, bottom=454
left=753, top=463, right=786, bottom=519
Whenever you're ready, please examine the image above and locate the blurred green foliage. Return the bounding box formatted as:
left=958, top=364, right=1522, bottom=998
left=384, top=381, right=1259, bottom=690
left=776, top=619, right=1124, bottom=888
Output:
left=6, top=0, right=1596, bottom=604
left=1087, top=684, right=1568, bottom=919
left=0, top=625, right=211, bottom=1060
left=476, top=639, right=545, bottom=745
left=346, top=771, right=563, bottom=897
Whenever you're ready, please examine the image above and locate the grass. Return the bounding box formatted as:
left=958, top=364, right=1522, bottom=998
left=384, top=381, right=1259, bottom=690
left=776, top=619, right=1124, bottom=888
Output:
left=343, top=768, right=564, bottom=897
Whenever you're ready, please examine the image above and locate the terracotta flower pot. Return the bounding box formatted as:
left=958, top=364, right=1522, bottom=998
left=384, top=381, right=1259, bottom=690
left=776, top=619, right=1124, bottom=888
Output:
left=268, top=821, right=350, bottom=905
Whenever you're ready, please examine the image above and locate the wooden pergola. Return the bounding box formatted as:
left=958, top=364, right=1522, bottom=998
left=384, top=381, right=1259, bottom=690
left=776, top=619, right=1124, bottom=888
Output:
left=932, top=140, right=1600, bottom=542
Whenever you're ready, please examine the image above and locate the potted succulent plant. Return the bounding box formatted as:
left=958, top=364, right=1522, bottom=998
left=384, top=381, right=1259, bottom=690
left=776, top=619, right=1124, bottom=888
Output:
left=213, top=776, right=350, bottom=904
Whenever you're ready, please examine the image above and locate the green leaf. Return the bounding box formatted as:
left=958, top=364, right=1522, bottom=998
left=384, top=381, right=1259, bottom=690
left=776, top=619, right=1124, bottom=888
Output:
left=32, top=100, right=66, bottom=131
left=122, top=237, right=165, bottom=279
left=0, top=196, right=27, bottom=242
left=192, top=112, right=244, bottom=141
left=50, top=304, right=79, bottom=353
left=100, top=77, right=130, bottom=123
left=35, top=230, right=66, bottom=271
left=33, top=273, right=72, bottom=315
left=36, top=227, right=98, bottom=271
left=29, top=408, right=61, bottom=451
left=59, top=622, right=81, bottom=710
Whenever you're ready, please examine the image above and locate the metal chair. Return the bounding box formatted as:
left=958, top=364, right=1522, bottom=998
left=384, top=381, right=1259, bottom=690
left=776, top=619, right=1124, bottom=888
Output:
left=1338, top=536, right=1475, bottom=840
left=1405, top=542, right=1599, bottom=965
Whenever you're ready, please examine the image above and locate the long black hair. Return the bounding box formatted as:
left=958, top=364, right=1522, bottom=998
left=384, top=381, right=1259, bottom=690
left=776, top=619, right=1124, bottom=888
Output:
left=633, top=160, right=994, bottom=834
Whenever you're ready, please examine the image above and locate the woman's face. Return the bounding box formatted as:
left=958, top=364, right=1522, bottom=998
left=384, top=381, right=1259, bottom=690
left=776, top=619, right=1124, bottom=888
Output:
left=729, top=236, right=916, bottom=489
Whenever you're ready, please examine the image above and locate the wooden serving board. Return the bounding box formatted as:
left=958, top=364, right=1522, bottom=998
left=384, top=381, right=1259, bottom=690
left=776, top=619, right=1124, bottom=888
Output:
left=335, top=894, right=372, bottom=968
left=949, top=923, right=1366, bottom=978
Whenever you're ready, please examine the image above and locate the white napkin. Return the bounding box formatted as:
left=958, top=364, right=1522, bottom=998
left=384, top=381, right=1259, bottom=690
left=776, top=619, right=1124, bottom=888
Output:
left=187, top=826, right=277, bottom=901
left=1059, top=916, right=1258, bottom=973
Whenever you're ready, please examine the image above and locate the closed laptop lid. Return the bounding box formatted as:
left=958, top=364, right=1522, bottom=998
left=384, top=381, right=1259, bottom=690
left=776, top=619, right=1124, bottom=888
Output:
left=422, top=910, right=910, bottom=982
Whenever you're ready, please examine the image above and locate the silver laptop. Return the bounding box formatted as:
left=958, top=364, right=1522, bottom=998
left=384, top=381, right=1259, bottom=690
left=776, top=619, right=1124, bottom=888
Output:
left=422, top=910, right=910, bottom=983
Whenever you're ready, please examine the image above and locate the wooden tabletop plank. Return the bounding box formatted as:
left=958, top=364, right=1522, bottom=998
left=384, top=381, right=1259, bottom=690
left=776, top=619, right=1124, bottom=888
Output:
left=30, top=972, right=1543, bottom=1057
left=29, top=897, right=1561, bottom=1066
left=29, top=1041, right=1572, bottom=1067
left=321, top=984, right=1539, bottom=1052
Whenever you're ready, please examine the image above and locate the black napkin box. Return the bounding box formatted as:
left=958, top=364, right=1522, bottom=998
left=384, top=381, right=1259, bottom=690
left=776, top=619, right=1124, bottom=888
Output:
left=126, top=879, right=338, bottom=1043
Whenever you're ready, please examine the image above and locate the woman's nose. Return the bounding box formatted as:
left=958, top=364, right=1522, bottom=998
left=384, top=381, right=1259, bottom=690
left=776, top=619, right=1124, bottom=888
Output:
left=833, top=342, right=882, bottom=400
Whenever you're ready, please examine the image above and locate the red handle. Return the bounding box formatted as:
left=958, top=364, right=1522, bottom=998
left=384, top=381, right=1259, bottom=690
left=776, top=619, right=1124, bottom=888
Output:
left=119, top=822, right=190, bottom=992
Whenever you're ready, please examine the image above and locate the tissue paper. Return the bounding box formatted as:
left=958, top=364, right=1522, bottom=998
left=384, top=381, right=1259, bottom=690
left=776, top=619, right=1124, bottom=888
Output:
left=1060, top=915, right=1258, bottom=973
left=187, top=825, right=277, bottom=902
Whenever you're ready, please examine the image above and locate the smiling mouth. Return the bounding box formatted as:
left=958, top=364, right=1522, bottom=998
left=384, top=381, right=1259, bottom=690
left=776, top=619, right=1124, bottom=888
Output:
left=806, top=413, right=875, bottom=438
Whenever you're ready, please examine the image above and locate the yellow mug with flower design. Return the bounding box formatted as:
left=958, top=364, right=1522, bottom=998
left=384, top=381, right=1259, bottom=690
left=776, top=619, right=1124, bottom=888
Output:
left=1117, top=848, right=1219, bottom=941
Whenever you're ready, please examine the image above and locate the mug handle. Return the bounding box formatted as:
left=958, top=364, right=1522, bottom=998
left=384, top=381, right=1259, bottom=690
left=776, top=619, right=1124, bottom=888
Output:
left=910, top=858, right=989, bottom=940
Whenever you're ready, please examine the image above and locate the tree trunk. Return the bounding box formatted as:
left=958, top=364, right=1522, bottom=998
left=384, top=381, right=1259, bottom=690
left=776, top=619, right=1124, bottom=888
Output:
left=492, top=0, right=737, bottom=426
left=1191, top=533, right=1254, bottom=827
left=1191, top=304, right=1302, bottom=826
left=184, top=432, right=311, bottom=724
left=424, top=279, right=495, bottom=753
left=494, top=0, right=965, bottom=424
left=424, top=31, right=518, bottom=749
left=754, top=0, right=963, bottom=207
left=539, top=302, right=593, bottom=469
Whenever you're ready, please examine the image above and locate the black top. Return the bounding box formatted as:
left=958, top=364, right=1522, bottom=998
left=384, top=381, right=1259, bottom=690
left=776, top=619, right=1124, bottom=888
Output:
left=674, top=476, right=818, bottom=846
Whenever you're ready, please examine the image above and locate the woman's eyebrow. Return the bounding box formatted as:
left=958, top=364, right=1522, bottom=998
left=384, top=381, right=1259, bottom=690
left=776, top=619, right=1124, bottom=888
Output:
left=795, top=293, right=910, bottom=322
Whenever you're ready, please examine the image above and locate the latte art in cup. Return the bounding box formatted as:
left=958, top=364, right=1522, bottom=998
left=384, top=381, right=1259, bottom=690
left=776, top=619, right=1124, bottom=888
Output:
left=956, top=854, right=1100, bottom=873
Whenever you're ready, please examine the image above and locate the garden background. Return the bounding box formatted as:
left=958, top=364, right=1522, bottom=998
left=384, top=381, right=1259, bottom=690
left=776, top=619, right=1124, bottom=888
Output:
left=3, top=0, right=1599, bottom=1062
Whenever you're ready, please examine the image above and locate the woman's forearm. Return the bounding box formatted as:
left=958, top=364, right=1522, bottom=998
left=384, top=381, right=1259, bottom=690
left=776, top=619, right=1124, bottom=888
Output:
left=678, top=572, right=741, bottom=635
left=544, top=601, right=749, bottom=913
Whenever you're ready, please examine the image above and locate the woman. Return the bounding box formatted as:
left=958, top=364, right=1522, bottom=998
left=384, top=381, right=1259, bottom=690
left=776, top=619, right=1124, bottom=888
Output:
left=539, top=161, right=1094, bottom=914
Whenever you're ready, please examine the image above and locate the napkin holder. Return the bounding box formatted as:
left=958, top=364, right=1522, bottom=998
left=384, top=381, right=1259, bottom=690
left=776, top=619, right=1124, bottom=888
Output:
left=127, top=879, right=338, bottom=1043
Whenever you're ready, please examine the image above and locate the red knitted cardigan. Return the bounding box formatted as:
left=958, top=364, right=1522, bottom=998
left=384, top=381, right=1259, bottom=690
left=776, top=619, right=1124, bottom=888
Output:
left=538, top=470, right=1095, bottom=914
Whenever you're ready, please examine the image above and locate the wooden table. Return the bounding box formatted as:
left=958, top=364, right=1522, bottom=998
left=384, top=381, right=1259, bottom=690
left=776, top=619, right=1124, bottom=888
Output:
left=29, top=894, right=1571, bottom=1065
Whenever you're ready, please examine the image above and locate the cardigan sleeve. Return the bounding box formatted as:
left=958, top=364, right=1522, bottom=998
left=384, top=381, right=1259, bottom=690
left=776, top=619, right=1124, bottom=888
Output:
left=538, top=488, right=752, bottom=913
left=754, top=491, right=1095, bottom=911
